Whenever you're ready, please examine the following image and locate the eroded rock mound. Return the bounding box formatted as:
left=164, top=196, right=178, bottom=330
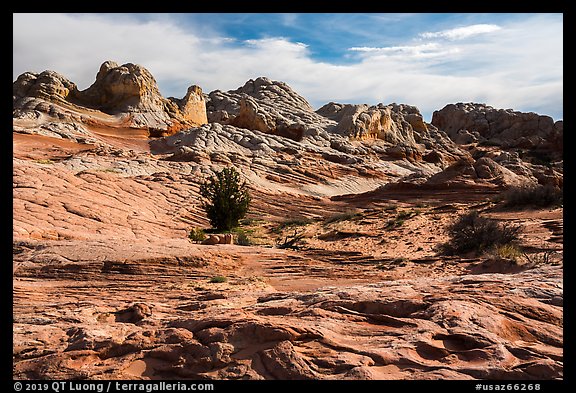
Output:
left=317, top=102, right=465, bottom=164
left=317, top=102, right=428, bottom=141
left=207, top=77, right=466, bottom=168
left=431, top=103, right=563, bottom=159
left=13, top=71, right=86, bottom=126
left=76, top=61, right=165, bottom=115
left=207, top=77, right=335, bottom=141
left=13, top=61, right=208, bottom=133
left=13, top=70, right=78, bottom=104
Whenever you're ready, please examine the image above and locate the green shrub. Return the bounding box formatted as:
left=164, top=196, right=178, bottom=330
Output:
left=35, top=159, right=54, bottom=164
left=385, top=210, right=418, bottom=229
left=188, top=227, right=207, bottom=242
left=396, top=211, right=412, bottom=220
left=394, top=219, right=405, bottom=227
left=491, top=244, right=523, bottom=262
left=199, top=167, right=251, bottom=231
left=209, top=276, right=227, bottom=283
left=500, top=184, right=563, bottom=208
left=235, top=230, right=252, bottom=246
left=441, top=211, right=521, bottom=255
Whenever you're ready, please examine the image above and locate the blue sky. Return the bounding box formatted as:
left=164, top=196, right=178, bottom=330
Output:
left=13, top=13, right=563, bottom=121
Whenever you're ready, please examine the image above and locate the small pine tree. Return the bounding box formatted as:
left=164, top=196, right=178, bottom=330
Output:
left=199, top=167, right=251, bottom=231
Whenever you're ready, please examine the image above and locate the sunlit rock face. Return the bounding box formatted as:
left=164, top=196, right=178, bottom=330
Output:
left=13, top=60, right=208, bottom=134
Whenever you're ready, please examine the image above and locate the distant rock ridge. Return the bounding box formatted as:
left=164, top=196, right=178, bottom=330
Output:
left=432, top=103, right=563, bottom=159
left=13, top=61, right=208, bottom=133
left=13, top=62, right=563, bottom=192
left=206, top=77, right=467, bottom=166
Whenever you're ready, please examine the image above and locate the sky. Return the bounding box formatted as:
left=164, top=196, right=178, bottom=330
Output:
left=13, top=13, right=563, bottom=121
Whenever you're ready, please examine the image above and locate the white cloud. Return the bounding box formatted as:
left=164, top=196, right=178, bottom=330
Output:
left=420, top=24, right=502, bottom=40
left=348, top=43, right=460, bottom=59
left=13, top=14, right=562, bottom=121
left=244, top=38, right=308, bottom=52
left=350, top=43, right=440, bottom=52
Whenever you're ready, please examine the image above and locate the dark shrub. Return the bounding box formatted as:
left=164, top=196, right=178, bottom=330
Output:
left=442, top=211, right=521, bottom=255
left=501, top=184, right=562, bottom=208
left=277, top=229, right=306, bottom=250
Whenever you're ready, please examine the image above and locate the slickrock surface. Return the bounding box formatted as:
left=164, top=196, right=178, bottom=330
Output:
left=13, top=252, right=563, bottom=380
left=13, top=234, right=563, bottom=380
left=13, top=62, right=563, bottom=380
left=13, top=163, right=564, bottom=380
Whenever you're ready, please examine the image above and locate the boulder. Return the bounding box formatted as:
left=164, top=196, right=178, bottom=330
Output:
left=202, top=234, right=234, bottom=245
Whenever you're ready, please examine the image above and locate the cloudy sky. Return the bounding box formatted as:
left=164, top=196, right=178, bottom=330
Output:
left=13, top=13, right=563, bottom=121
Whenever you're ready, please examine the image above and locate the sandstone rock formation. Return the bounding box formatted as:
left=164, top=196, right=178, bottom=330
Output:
left=13, top=61, right=208, bottom=134
left=317, top=102, right=465, bottom=164
left=432, top=103, right=563, bottom=160
left=13, top=235, right=563, bottom=380
left=13, top=70, right=78, bottom=104
left=13, top=63, right=477, bottom=197
left=317, top=102, right=427, bottom=140
left=169, top=85, right=208, bottom=128
left=13, top=62, right=563, bottom=209
left=206, top=78, right=467, bottom=170
left=207, top=77, right=336, bottom=141
left=427, top=103, right=564, bottom=191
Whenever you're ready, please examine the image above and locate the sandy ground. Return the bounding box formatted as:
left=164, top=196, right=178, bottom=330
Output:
left=13, top=133, right=96, bottom=161
left=85, top=124, right=151, bottom=152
